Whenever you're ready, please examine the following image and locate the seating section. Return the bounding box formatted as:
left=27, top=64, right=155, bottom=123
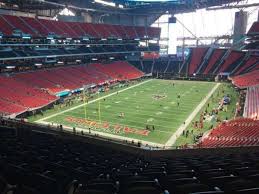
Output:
left=113, top=61, right=145, bottom=79
left=1, top=15, right=37, bottom=36
left=21, top=16, right=51, bottom=36
left=0, top=76, right=57, bottom=115
left=90, top=61, right=144, bottom=81
left=0, top=15, right=14, bottom=35
left=203, top=49, right=226, bottom=74
left=0, top=14, right=161, bottom=39
left=0, top=61, right=144, bottom=116
left=0, top=45, right=159, bottom=60
left=0, top=124, right=259, bottom=194
left=201, top=118, right=259, bottom=147
left=188, top=47, right=208, bottom=75
left=231, top=69, right=259, bottom=88
left=243, top=86, right=259, bottom=120
left=180, top=47, right=258, bottom=76
left=0, top=99, right=27, bottom=115
left=233, top=56, right=259, bottom=76
left=14, top=72, right=65, bottom=94
left=217, top=51, right=245, bottom=73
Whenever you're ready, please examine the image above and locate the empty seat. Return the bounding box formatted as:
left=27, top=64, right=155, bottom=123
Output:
left=175, top=183, right=211, bottom=194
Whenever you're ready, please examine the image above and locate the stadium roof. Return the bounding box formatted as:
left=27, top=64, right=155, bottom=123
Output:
left=0, top=0, right=243, bottom=15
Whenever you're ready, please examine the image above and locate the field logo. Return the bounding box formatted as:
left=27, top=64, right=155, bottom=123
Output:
left=152, top=94, right=167, bottom=100
left=65, top=116, right=150, bottom=136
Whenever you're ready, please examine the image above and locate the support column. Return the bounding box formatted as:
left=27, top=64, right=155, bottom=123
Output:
left=233, top=10, right=248, bottom=44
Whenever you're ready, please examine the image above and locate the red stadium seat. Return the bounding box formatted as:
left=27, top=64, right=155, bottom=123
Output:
left=0, top=61, right=144, bottom=116
left=203, top=49, right=226, bottom=74
left=200, top=118, right=259, bottom=147
left=243, top=86, right=259, bottom=120
left=231, top=69, right=259, bottom=88
left=217, top=51, right=245, bottom=73
left=233, top=56, right=258, bottom=76
left=2, top=15, right=37, bottom=36
left=188, top=47, right=209, bottom=75
left=0, top=14, right=161, bottom=39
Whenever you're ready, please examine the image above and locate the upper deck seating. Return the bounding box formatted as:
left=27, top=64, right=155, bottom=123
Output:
left=0, top=14, right=161, bottom=39
left=2, top=15, right=37, bottom=36
left=0, top=15, right=14, bottom=35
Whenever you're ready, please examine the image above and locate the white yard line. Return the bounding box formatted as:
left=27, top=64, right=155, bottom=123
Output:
left=39, top=121, right=164, bottom=148
left=164, top=83, right=221, bottom=147
left=36, top=79, right=220, bottom=149
left=36, top=79, right=166, bottom=147
left=36, top=79, right=153, bottom=122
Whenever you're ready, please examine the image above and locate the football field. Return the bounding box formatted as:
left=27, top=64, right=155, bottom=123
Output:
left=35, top=79, right=218, bottom=146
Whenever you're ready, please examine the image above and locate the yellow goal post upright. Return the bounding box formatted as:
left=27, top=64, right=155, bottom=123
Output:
left=98, top=91, right=101, bottom=123
left=82, top=84, right=91, bottom=121
left=83, top=89, right=88, bottom=121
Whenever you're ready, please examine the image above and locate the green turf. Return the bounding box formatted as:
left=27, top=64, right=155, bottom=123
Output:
left=35, top=79, right=218, bottom=144
left=174, top=83, right=239, bottom=147
left=28, top=82, right=132, bottom=123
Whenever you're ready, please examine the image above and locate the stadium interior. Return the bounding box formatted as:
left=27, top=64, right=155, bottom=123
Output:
left=0, top=0, right=259, bottom=193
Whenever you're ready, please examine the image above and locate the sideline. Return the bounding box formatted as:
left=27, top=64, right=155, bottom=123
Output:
left=164, top=83, right=221, bottom=147
left=36, top=79, right=153, bottom=122
left=38, top=120, right=165, bottom=148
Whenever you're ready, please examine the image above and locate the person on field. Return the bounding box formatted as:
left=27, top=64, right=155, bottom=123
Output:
left=119, top=112, right=125, bottom=118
